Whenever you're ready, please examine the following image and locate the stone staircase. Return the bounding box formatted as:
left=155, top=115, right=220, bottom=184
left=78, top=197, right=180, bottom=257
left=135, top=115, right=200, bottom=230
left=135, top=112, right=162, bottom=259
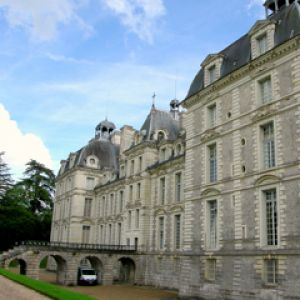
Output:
left=0, top=245, right=27, bottom=267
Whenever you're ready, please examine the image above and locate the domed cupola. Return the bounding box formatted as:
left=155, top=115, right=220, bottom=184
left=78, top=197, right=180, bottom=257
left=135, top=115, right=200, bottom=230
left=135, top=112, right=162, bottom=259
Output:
left=95, top=119, right=116, bottom=140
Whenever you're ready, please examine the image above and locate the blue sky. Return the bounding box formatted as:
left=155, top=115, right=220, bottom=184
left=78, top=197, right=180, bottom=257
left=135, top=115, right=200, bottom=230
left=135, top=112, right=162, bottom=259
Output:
left=0, top=0, right=264, bottom=178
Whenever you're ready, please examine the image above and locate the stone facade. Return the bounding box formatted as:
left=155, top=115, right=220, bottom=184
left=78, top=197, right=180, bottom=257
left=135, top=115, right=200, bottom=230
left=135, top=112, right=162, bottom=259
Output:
left=51, top=1, right=300, bottom=299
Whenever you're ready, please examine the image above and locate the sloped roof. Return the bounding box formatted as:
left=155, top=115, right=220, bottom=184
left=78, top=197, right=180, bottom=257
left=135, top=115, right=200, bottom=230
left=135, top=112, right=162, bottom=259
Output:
left=140, top=106, right=180, bottom=141
left=185, top=2, right=300, bottom=99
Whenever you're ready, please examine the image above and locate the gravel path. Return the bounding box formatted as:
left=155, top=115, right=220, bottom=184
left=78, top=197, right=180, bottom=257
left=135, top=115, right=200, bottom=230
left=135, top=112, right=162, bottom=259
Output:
left=0, top=275, right=50, bottom=300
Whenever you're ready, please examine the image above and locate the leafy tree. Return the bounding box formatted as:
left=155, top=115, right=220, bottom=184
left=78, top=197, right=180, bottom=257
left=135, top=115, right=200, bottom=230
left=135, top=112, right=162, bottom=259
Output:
left=18, top=159, right=55, bottom=213
left=0, top=159, right=55, bottom=251
left=0, top=152, right=13, bottom=197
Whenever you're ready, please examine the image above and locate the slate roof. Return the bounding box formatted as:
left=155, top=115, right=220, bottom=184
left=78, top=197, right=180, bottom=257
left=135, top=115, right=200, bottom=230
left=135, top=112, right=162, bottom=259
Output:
left=140, top=105, right=181, bottom=141
left=58, top=138, right=119, bottom=176
left=185, top=1, right=300, bottom=99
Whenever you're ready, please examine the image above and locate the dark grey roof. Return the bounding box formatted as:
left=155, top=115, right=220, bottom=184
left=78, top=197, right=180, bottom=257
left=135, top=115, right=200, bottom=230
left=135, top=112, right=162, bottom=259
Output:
left=186, top=2, right=300, bottom=99
left=140, top=106, right=181, bottom=141
left=58, top=139, right=119, bottom=176
left=95, top=119, right=116, bottom=131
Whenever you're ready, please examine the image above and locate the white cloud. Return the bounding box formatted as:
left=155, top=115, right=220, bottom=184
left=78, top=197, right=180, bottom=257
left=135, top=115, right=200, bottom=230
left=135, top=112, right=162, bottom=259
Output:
left=44, top=52, right=92, bottom=64
left=102, top=0, right=165, bottom=43
left=0, top=103, right=53, bottom=179
left=0, top=0, right=92, bottom=41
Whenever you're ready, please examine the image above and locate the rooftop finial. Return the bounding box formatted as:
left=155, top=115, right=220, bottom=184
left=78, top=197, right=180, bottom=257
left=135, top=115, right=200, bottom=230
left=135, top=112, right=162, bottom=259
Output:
left=152, top=92, right=156, bottom=109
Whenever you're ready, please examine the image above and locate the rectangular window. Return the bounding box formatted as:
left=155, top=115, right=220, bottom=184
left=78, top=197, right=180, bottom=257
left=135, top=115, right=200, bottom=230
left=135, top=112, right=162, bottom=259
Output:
left=174, top=215, right=181, bottom=249
left=130, top=159, right=135, bottom=175
left=208, top=65, right=216, bottom=84
left=82, top=225, right=90, bottom=244
left=208, top=144, right=217, bottom=182
left=139, top=156, right=143, bottom=172
left=160, top=177, right=166, bottom=205
left=259, top=77, right=272, bottom=103
left=109, top=224, right=112, bottom=244
left=159, top=216, right=164, bottom=249
left=120, top=165, right=125, bottom=177
left=117, top=223, right=122, bottom=245
left=207, top=103, right=216, bottom=128
left=119, top=190, right=124, bottom=212
left=175, top=172, right=181, bottom=202
left=205, top=259, right=216, bottom=281
left=261, top=122, right=275, bottom=169
left=86, top=177, right=95, bottom=190
left=257, top=33, right=268, bottom=55
left=135, top=209, right=140, bottom=229
left=264, top=259, right=278, bottom=284
left=207, top=200, right=217, bottom=249
left=102, top=196, right=105, bottom=217
left=137, top=183, right=141, bottom=199
left=110, top=193, right=114, bottom=215
left=84, top=198, right=92, bottom=217
left=128, top=211, right=132, bottom=229
left=100, top=225, right=104, bottom=244
left=264, top=189, right=278, bottom=246
left=129, top=185, right=133, bottom=201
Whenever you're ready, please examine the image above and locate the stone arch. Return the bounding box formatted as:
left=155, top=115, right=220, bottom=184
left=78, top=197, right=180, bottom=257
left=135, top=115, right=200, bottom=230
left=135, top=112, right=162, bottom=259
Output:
left=8, top=258, right=27, bottom=275
left=78, top=255, right=104, bottom=284
left=114, top=256, right=136, bottom=284
left=37, top=253, right=67, bottom=285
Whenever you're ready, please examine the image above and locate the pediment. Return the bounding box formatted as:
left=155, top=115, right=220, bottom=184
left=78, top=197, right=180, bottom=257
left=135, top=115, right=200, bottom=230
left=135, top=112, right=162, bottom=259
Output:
left=154, top=208, right=167, bottom=216
left=201, top=53, right=224, bottom=67
left=255, top=174, right=280, bottom=186
left=248, top=19, right=274, bottom=36
left=201, top=188, right=221, bottom=197
left=169, top=205, right=184, bottom=213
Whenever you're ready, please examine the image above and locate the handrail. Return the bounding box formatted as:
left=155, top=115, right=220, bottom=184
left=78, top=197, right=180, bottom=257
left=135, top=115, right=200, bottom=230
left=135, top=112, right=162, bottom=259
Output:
left=17, top=240, right=137, bottom=252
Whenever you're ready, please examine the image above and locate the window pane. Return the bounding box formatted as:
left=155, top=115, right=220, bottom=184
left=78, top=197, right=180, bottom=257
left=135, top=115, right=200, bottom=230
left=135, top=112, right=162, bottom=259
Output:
left=209, top=144, right=217, bottom=182
left=262, top=122, right=275, bottom=168
left=264, top=189, right=277, bottom=246
left=208, top=200, right=217, bottom=248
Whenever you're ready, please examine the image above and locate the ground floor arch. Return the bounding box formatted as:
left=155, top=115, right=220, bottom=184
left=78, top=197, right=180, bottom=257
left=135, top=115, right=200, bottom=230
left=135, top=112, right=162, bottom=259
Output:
left=114, top=257, right=136, bottom=284
left=78, top=255, right=104, bottom=284
left=8, top=258, right=27, bottom=275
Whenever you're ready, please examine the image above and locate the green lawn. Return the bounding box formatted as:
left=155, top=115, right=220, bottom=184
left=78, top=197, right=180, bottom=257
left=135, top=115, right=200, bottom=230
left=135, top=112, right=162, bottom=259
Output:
left=0, top=268, right=97, bottom=300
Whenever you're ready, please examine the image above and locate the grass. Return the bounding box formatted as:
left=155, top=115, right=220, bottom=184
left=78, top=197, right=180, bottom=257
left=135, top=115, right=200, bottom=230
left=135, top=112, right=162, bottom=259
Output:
left=0, top=268, right=97, bottom=300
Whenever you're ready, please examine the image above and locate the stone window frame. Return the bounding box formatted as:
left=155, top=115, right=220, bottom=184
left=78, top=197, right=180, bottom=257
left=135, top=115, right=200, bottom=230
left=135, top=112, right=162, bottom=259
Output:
left=259, top=185, right=280, bottom=249
left=206, top=141, right=218, bottom=184
left=263, top=258, right=278, bottom=285
left=256, top=73, right=273, bottom=105
left=159, top=176, right=166, bottom=205
left=158, top=215, right=165, bottom=250
left=83, top=197, right=93, bottom=217
left=250, top=21, right=275, bottom=59
left=202, top=54, right=224, bottom=87
left=257, top=119, right=277, bottom=171
left=175, top=172, right=182, bottom=203
left=205, top=198, right=219, bottom=250
left=173, top=214, right=182, bottom=250
left=205, top=258, right=217, bottom=281
left=206, top=102, right=217, bottom=129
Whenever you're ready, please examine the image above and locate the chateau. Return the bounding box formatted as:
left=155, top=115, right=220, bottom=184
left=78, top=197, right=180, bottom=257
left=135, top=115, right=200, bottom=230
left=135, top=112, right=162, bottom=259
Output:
left=51, top=0, right=300, bottom=298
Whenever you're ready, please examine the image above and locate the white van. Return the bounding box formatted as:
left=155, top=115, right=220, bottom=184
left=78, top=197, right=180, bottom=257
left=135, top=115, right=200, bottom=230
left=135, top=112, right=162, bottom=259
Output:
left=77, top=267, right=97, bottom=285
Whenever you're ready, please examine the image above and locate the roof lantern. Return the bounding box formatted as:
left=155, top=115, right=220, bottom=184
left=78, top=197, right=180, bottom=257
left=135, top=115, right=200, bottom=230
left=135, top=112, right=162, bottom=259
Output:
left=264, top=0, right=293, bottom=16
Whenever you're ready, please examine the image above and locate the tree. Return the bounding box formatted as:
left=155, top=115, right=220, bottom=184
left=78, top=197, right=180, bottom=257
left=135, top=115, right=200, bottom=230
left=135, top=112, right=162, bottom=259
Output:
left=0, top=152, right=13, bottom=197
left=18, top=159, right=55, bottom=213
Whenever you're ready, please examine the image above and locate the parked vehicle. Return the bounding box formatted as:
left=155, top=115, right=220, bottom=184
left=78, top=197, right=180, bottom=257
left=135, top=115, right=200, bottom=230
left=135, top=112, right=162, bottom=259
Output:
left=77, top=267, right=97, bottom=285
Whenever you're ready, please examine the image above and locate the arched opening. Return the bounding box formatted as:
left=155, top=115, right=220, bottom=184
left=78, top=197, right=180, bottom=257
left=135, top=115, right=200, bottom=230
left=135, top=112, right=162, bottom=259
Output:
left=157, top=131, right=165, bottom=141
left=38, top=255, right=67, bottom=285
left=8, top=258, right=27, bottom=275
left=114, top=257, right=136, bottom=284
left=78, top=256, right=103, bottom=285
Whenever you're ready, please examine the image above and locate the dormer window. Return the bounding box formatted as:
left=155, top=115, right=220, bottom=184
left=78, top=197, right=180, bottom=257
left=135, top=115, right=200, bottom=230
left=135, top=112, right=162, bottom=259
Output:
left=202, top=54, right=224, bottom=87
left=257, top=33, right=268, bottom=55
left=208, top=65, right=216, bottom=84
left=249, top=20, right=275, bottom=59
